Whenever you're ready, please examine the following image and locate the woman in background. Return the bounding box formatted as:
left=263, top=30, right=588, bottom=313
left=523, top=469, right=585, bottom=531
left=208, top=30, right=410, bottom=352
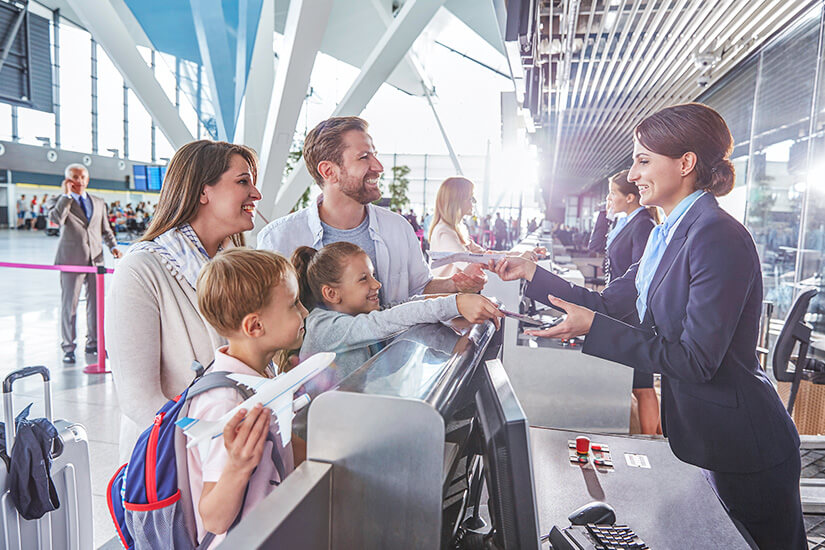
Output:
left=429, top=177, right=543, bottom=277
left=588, top=169, right=661, bottom=434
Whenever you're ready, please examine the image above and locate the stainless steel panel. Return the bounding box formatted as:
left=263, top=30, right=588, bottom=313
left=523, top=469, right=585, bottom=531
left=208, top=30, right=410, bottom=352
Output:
left=220, top=460, right=332, bottom=550
left=308, top=392, right=446, bottom=550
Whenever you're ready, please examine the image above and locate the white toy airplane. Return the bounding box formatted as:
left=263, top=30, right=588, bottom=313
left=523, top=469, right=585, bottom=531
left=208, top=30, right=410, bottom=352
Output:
left=176, top=351, right=336, bottom=448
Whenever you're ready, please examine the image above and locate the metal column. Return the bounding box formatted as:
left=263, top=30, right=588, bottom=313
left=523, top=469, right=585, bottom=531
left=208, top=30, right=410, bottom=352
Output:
left=270, top=0, right=448, bottom=221
left=256, top=0, right=334, bottom=222
left=91, top=37, right=98, bottom=154
left=11, top=107, right=18, bottom=142
left=52, top=8, right=60, bottom=149
left=123, top=84, right=129, bottom=158
left=150, top=50, right=156, bottom=162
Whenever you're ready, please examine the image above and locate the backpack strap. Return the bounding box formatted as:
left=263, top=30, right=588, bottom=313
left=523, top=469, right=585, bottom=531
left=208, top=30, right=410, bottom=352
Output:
left=186, top=371, right=255, bottom=401
left=178, top=370, right=253, bottom=549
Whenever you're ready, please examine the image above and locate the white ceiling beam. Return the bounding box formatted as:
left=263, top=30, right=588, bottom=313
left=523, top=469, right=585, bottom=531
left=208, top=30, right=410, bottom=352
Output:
left=190, top=0, right=236, bottom=141
left=269, top=0, right=448, bottom=222
left=254, top=0, right=334, bottom=227
left=65, top=0, right=194, bottom=149
left=237, top=0, right=276, bottom=149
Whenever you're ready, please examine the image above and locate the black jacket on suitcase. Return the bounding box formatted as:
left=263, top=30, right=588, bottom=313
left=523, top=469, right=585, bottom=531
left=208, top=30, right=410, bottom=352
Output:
left=2, top=404, right=62, bottom=520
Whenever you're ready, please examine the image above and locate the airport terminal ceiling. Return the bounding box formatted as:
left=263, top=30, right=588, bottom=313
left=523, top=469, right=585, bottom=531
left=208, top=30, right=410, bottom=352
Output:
left=509, top=0, right=817, bottom=196
left=2, top=0, right=819, bottom=200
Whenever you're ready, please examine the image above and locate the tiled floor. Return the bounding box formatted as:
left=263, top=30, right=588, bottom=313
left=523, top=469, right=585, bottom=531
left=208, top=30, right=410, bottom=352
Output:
left=0, top=228, right=124, bottom=548
left=4, top=228, right=825, bottom=548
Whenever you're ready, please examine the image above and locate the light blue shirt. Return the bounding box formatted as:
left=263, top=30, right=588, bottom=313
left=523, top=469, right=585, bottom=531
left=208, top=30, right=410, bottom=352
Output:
left=635, top=191, right=705, bottom=321
left=257, top=196, right=433, bottom=306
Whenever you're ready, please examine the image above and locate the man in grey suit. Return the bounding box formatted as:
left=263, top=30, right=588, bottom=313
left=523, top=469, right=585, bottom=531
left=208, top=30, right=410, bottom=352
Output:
left=47, top=164, right=122, bottom=363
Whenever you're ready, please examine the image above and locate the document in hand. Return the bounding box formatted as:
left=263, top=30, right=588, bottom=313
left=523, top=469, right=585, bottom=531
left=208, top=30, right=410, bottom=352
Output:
left=429, top=251, right=507, bottom=269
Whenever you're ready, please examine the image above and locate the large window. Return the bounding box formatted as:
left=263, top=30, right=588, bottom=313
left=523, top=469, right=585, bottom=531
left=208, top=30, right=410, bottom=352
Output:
left=700, top=6, right=825, bottom=319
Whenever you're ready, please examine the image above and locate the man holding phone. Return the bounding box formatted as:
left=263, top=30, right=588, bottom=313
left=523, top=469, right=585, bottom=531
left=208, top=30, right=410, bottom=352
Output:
left=46, top=164, right=122, bottom=363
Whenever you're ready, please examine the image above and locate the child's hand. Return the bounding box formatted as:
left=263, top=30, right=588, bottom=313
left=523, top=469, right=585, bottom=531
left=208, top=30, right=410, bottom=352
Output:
left=456, top=294, right=503, bottom=329
left=223, top=403, right=271, bottom=476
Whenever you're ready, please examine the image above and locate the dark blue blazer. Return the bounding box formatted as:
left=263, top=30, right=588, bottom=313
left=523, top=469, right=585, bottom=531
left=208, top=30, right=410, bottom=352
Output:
left=527, top=194, right=799, bottom=473
left=588, top=209, right=656, bottom=282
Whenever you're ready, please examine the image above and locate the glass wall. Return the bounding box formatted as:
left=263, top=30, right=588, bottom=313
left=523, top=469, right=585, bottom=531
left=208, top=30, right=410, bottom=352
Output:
left=700, top=4, right=825, bottom=320
left=1, top=12, right=205, bottom=163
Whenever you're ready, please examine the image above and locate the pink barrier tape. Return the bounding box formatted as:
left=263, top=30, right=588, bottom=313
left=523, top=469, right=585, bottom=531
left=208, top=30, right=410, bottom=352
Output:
left=0, top=261, right=113, bottom=374
left=0, top=261, right=113, bottom=274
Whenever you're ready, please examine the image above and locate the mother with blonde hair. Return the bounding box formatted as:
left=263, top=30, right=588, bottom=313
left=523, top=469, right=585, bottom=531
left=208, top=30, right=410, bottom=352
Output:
left=106, top=140, right=261, bottom=459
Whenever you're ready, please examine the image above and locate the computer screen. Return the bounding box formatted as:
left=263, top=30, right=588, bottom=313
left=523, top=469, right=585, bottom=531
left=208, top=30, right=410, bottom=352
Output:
left=132, top=164, right=166, bottom=191
left=132, top=165, right=147, bottom=191
left=474, top=358, right=541, bottom=550
left=147, top=166, right=162, bottom=191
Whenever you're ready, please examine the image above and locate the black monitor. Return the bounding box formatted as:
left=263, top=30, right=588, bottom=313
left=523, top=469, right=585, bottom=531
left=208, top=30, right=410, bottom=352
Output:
left=474, top=358, right=541, bottom=550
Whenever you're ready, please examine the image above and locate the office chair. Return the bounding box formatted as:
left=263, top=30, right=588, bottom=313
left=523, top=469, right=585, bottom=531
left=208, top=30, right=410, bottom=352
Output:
left=770, top=289, right=825, bottom=513
left=772, top=289, right=825, bottom=415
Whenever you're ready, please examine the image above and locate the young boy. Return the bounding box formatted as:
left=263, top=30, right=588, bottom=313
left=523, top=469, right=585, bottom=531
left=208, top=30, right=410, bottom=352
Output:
left=189, top=248, right=309, bottom=547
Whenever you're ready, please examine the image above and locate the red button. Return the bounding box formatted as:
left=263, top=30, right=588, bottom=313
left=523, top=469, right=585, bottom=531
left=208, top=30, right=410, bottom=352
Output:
left=576, top=436, right=590, bottom=455
left=592, top=444, right=602, bottom=451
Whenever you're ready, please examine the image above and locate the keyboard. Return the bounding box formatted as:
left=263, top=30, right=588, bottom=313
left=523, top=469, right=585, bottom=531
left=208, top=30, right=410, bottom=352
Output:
left=547, top=523, right=648, bottom=550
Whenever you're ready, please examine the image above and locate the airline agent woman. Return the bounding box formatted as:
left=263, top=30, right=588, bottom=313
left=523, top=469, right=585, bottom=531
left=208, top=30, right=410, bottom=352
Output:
left=588, top=169, right=661, bottom=434
left=494, top=103, right=803, bottom=549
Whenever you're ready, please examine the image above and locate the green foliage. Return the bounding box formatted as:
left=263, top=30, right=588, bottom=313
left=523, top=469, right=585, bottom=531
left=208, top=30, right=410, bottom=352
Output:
left=387, top=165, right=411, bottom=211
left=283, top=146, right=311, bottom=211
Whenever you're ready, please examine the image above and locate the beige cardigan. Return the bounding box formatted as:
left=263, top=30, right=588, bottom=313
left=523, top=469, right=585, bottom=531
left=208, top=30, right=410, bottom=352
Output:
left=106, top=249, right=225, bottom=460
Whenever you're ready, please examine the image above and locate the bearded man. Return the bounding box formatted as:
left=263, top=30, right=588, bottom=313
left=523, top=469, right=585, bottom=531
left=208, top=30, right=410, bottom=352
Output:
left=257, top=117, right=485, bottom=305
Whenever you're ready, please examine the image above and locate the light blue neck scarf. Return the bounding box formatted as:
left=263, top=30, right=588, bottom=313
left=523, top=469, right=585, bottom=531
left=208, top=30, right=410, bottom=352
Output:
left=634, top=191, right=704, bottom=322
left=606, top=206, right=644, bottom=248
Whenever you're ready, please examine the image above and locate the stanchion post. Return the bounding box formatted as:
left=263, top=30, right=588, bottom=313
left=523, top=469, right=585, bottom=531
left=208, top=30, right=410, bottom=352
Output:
left=83, top=266, right=110, bottom=374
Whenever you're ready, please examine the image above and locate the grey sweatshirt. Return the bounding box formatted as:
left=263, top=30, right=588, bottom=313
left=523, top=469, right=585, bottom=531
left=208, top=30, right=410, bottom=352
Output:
left=299, top=295, right=460, bottom=376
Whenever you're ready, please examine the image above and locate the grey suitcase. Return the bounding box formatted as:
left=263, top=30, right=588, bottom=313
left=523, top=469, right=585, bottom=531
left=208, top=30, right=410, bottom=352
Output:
left=0, top=366, right=94, bottom=550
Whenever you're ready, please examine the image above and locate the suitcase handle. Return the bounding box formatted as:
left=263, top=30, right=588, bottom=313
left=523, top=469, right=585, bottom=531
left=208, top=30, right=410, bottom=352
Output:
left=3, top=366, right=50, bottom=393
left=3, top=366, right=52, bottom=452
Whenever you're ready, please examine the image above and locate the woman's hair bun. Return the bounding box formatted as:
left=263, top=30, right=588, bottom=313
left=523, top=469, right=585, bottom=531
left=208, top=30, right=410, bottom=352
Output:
left=705, top=158, right=735, bottom=197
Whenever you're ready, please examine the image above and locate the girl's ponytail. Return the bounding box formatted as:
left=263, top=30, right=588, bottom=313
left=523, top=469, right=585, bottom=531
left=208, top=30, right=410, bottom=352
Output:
left=291, top=246, right=319, bottom=310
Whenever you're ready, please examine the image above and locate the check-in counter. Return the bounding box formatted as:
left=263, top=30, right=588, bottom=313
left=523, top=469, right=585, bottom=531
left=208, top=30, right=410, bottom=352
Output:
left=223, top=320, right=500, bottom=549
left=220, top=317, right=744, bottom=550
left=484, top=233, right=633, bottom=433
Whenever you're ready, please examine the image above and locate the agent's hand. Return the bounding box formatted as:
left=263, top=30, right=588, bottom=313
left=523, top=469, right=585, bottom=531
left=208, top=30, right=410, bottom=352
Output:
left=489, top=255, right=537, bottom=282
left=223, top=403, right=271, bottom=476
left=524, top=295, right=594, bottom=339
left=456, top=294, right=503, bottom=329
left=452, top=263, right=487, bottom=293
left=112, top=248, right=123, bottom=259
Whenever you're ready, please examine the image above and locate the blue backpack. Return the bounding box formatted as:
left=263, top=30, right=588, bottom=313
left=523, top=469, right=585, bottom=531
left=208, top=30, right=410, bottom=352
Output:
left=107, top=364, right=257, bottom=549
